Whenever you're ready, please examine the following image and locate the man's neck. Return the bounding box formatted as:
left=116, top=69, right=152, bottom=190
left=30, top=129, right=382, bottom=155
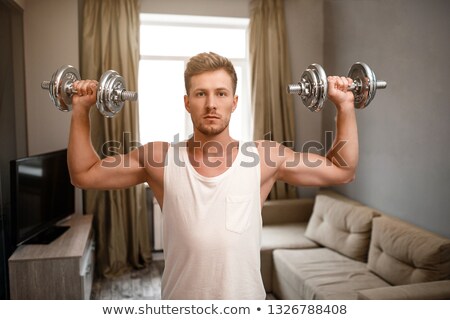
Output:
left=188, top=131, right=238, bottom=157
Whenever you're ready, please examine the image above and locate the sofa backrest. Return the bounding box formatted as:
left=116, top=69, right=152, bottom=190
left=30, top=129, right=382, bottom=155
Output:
left=368, top=216, right=450, bottom=285
left=305, top=192, right=378, bottom=262
left=262, top=198, right=314, bottom=225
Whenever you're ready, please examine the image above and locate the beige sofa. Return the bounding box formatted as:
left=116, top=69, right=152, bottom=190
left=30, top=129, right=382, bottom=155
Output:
left=261, top=190, right=450, bottom=299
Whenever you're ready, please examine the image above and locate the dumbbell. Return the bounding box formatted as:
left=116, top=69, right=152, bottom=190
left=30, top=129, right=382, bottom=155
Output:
left=287, top=62, right=387, bottom=112
left=41, top=65, right=138, bottom=118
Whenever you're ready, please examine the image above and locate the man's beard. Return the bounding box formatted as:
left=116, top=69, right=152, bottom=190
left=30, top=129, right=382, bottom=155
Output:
left=195, top=117, right=230, bottom=136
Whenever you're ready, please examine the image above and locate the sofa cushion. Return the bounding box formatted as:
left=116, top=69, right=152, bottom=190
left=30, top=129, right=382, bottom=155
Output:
left=305, top=194, right=376, bottom=262
left=272, top=248, right=390, bottom=300
left=357, top=280, right=450, bottom=300
left=368, top=216, right=450, bottom=285
left=262, top=223, right=319, bottom=250
left=261, top=223, right=318, bottom=292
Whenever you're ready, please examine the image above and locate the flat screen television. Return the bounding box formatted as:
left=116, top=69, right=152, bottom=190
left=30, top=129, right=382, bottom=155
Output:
left=10, top=149, right=74, bottom=245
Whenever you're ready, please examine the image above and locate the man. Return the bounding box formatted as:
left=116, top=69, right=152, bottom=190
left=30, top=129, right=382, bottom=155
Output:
left=69, top=52, right=357, bottom=299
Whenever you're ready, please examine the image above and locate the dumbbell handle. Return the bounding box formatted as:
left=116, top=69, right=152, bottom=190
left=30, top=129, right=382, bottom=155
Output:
left=288, top=79, right=387, bottom=95
left=41, top=80, right=138, bottom=101
left=41, top=81, right=50, bottom=90
left=348, top=79, right=387, bottom=91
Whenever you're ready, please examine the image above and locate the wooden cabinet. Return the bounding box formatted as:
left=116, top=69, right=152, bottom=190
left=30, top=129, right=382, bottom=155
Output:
left=8, top=214, right=94, bottom=299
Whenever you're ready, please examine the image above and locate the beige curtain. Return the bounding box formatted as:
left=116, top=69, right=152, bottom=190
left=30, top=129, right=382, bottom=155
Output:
left=249, top=0, right=297, bottom=199
left=81, top=0, right=152, bottom=277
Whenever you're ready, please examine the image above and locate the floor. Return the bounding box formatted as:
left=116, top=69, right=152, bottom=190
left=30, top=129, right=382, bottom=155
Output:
left=90, top=257, right=276, bottom=300
left=90, top=260, right=165, bottom=300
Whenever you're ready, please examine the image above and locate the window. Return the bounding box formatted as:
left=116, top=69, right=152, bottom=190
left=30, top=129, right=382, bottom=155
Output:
left=139, top=14, right=251, bottom=144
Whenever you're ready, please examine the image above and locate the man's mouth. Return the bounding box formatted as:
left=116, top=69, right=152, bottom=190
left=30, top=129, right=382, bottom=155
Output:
left=204, top=114, right=220, bottom=119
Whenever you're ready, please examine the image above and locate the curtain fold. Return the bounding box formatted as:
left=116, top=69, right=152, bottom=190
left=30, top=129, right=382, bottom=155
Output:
left=81, top=0, right=152, bottom=277
left=249, top=0, right=297, bottom=200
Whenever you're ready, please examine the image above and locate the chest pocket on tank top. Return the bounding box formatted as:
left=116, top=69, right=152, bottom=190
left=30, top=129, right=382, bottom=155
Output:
left=225, top=195, right=253, bottom=234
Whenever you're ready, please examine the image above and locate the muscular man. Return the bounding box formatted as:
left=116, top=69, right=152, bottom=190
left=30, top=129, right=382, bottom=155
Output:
left=69, top=52, right=357, bottom=299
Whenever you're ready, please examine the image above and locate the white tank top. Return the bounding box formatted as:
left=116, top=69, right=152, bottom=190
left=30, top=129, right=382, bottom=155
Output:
left=161, top=141, right=265, bottom=299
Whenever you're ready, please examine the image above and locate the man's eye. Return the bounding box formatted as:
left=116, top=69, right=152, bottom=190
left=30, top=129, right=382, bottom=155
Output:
left=196, top=92, right=205, bottom=97
left=218, top=92, right=226, bottom=97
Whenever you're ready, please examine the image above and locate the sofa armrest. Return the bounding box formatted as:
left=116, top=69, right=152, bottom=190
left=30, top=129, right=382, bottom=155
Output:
left=357, top=280, right=450, bottom=300
left=262, top=198, right=314, bottom=226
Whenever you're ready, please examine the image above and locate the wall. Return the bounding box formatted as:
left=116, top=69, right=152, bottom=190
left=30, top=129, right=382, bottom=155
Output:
left=22, top=0, right=82, bottom=213
left=322, top=0, right=450, bottom=238
left=23, top=0, right=79, bottom=155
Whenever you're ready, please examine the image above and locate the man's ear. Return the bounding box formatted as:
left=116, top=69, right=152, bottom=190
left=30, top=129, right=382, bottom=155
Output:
left=231, top=95, right=238, bottom=113
left=184, top=95, right=191, bottom=113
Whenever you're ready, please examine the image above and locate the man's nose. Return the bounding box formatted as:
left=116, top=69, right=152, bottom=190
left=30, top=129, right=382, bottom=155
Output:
left=206, top=95, right=217, bottom=110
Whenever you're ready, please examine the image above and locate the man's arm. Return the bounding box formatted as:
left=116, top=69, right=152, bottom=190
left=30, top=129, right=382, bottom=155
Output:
left=275, top=76, right=358, bottom=186
left=68, top=80, right=148, bottom=190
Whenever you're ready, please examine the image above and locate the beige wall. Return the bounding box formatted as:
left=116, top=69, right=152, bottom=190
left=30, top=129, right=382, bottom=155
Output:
left=23, top=0, right=79, bottom=156
left=22, top=0, right=80, bottom=212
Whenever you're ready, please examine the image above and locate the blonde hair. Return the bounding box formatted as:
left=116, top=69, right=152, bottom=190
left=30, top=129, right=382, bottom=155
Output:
left=184, top=52, right=237, bottom=95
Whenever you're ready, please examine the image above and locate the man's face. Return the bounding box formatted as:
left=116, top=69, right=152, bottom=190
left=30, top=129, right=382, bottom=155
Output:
left=184, top=69, right=238, bottom=137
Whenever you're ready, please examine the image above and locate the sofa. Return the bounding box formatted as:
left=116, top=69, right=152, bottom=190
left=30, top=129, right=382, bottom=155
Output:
left=260, top=189, right=450, bottom=299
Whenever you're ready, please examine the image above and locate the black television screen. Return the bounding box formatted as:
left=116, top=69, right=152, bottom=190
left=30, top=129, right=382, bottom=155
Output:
left=10, top=149, right=74, bottom=245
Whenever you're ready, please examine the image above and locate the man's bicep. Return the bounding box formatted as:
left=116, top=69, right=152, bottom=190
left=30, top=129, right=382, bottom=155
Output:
left=88, top=150, right=147, bottom=189
left=278, top=151, right=351, bottom=186
left=71, top=146, right=147, bottom=190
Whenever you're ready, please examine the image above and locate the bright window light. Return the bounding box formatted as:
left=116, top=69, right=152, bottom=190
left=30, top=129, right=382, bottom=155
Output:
left=138, top=14, right=251, bottom=144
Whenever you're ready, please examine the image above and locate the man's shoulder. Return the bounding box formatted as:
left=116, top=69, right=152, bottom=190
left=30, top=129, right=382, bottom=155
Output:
left=143, top=141, right=170, bottom=153
left=252, top=139, right=285, bottom=152
left=253, top=140, right=298, bottom=167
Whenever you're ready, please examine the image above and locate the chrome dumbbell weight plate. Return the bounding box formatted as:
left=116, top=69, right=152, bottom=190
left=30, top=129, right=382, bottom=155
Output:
left=348, top=62, right=387, bottom=109
left=287, top=64, right=328, bottom=112
left=97, top=70, right=125, bottom=118
left=41, top=65, right=80, bottom=112
left=97, top=70, right=138, bottom=118
left=305, top=64, right=328, bottom=112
